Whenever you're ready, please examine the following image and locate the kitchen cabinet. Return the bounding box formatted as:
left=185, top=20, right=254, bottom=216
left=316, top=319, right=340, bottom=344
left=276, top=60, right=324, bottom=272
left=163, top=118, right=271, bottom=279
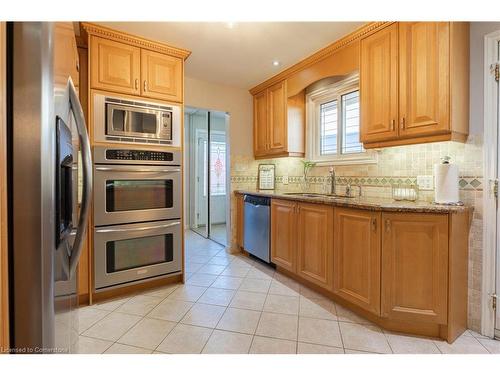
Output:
left=296, top=203, right=334, bottom=291
left=236, top=194, right=244, bottom=249
left=271, top=199, right=333, bottom=289
left=360, top=23, right=399, bottom=144
left=252, top=81, right=305, bottom=159
left=270, top=199, right=297, bottom=272
left=381, top=212, right=448, bottom=324
left=141, top=49, right=182, bottom=102
left=333, top=208, right=381, bottom=314
left=90, top=36, right=141, bottom=95
left=87, top=27, right=188, bottom=102
left=54, top=22, right=80, bottom=88
left=360, top=22, right=469, bottom=148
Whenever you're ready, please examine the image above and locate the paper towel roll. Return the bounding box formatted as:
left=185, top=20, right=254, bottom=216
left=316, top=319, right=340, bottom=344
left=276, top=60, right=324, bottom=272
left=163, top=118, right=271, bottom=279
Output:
left=434, top=163, right=459, bottom=204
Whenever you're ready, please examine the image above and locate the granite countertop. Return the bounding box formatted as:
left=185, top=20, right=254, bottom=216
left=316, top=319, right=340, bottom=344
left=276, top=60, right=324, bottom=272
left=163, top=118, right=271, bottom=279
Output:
left=234, top=189, right=471, bottom=214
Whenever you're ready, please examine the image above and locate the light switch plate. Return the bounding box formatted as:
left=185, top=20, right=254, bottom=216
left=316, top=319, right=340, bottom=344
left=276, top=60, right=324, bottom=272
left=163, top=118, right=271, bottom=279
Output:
left=282, top=175, right=289, bottom=185
left=417, top=175, right=434, bottom=191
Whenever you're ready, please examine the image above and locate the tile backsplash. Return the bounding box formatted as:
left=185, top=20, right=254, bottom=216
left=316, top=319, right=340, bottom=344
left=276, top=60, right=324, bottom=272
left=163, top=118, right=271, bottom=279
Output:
left=229, top=135, right=484, bottom=332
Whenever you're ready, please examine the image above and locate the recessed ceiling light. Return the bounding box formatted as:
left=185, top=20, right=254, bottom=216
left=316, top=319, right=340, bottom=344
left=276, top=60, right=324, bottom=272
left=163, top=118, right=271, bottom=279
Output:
left=272, top=60, right=280, bottom=67
left=225, top=22, right=236, bottom=29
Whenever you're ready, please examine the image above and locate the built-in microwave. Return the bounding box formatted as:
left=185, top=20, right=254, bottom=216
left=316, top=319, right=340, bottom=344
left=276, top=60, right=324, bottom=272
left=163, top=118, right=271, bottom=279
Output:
left=93, top=93, right=181, bottom=146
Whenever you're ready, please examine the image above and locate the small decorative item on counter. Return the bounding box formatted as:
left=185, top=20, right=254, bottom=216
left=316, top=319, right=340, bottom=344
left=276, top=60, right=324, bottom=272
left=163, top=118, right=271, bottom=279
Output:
left=434, top=156, right=460, bottom=204
left=300, top=160, right=316, bottom=190
left=392, top=183, right=418, bottom=201
left=258, top=164, right=275, bottom=190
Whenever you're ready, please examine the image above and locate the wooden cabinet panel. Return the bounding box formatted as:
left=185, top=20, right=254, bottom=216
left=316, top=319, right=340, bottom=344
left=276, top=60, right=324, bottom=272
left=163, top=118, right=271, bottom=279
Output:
left=333, top=208, right=381, bottom=314
left=398, top=22, right=449, bottom=137
left=296, top=203, right=333, bottom=290
left=90, top=36, right=140, bottom=95
left=253, top=90, right=268, bottom=157
left=54, top=23, right=79, bottom=88
left=141, top=49, right=182, bottom=102
left=360, top=23, right=399, bottom=143
left=267, top=81, right=287, bottom=154
left=381, top=213, right=448, bottom=324
left=236, top=194, right=244, bottom=248
left=270, top=199, right=296, bottom=273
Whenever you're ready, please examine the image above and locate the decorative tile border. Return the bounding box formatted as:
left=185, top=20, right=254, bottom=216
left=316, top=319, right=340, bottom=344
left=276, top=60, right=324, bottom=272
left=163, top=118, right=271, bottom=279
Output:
left=231, top=175, right=483, bottom=191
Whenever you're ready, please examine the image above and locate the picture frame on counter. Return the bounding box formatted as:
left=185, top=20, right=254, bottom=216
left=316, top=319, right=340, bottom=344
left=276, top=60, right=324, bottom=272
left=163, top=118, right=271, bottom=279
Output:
left=258, top=164, right=275, bottom=190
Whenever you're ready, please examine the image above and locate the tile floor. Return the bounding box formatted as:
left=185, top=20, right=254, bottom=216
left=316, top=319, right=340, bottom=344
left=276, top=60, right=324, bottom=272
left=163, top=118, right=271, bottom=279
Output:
left=75, top=230, right=500, bottom=354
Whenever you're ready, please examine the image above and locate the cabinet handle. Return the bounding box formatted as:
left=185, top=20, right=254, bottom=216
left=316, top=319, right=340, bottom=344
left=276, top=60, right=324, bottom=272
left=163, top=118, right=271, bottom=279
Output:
left=385, top=219, right=391, bottom=232
left=391, top=119, right=395, bottom=131
left=400, top=117, right=406, bottom=130
left=372, top=218, right=377, bottom=231
left=143, top=80, right=147, bottom=92
left=135, top=78, right=138, bottom=90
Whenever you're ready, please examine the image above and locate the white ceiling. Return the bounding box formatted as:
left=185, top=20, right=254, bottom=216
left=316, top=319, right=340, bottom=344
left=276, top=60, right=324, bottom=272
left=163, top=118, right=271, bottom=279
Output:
left=97, top=22, right=364, bottom=89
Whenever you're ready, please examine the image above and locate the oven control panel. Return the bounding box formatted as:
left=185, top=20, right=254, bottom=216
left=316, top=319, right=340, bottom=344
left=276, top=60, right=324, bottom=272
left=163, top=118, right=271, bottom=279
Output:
left=94, top=146, right=182, bottom=166
left=106, top=149, right=174, bottom=162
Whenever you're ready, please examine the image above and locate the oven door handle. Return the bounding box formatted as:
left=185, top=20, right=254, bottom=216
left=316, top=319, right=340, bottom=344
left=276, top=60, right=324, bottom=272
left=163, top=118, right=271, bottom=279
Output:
left=95, top=221, right=181, bottom=233
left=95, top=167, right=181, bottom=173
left=68, top=77, right=92, bottom=279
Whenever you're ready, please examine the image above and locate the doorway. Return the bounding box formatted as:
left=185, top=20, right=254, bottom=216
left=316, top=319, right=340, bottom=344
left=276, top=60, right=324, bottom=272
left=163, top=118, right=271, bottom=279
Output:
left=185, top=107, right=229, bottom=247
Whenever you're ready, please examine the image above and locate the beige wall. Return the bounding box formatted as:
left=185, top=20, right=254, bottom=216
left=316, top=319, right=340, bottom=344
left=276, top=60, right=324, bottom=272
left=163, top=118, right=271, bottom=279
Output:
left=184, top=76, right=253, bottom=159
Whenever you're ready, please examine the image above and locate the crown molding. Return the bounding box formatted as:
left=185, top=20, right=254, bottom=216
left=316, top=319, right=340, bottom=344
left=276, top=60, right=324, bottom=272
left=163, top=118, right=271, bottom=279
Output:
left=249, top=22, right=392, bottom=95
left=81, top=22, right=191, bottom=60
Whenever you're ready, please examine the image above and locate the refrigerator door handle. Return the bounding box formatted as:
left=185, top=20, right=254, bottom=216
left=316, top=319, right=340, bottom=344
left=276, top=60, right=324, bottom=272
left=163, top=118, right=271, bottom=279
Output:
left=67, top=77, right=92, bottom=279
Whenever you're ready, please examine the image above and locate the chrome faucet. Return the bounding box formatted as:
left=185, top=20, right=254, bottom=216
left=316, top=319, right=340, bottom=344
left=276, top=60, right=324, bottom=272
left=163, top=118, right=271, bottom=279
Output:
left=346, top=184, right=362, bottom=197
left=329, top=167, right=336, bottom=195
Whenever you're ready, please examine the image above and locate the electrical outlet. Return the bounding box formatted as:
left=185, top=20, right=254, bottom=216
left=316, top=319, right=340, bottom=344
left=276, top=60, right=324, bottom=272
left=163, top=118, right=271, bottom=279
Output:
left=282, top=175, right=289, bottom=185
left=417, top=175, right=434, bottom=191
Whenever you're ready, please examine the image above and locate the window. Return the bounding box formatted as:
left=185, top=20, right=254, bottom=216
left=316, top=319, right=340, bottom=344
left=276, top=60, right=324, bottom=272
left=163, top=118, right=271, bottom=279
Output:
left=306, top=75, right=377, bottom=165
left=202, top=139, right=227, bottom=197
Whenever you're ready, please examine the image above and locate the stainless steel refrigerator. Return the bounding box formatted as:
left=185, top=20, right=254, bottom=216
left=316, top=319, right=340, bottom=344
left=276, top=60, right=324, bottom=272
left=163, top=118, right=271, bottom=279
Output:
left=7, top=22, right=92, bottom=353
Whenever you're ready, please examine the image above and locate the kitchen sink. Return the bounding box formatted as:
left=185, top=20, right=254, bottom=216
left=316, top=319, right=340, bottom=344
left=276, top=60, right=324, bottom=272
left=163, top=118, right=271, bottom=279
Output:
left=283, top=192, right=355, bottom=199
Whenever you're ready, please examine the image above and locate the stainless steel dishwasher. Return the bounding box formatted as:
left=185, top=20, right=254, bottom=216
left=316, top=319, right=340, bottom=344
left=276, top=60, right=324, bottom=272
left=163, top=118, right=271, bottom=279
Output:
left=243, top=195, right=271, bottom=263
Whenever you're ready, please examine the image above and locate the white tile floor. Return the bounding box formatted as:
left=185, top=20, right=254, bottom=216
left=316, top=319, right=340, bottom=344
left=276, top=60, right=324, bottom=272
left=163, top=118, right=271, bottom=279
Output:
left=75, top=230, right=500, bottom=354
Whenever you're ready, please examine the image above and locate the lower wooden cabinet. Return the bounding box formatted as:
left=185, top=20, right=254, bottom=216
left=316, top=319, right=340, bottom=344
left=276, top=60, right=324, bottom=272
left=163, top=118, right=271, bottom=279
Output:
left=381, top=212, right=449, bottom=324
left=333, top=208, right=381, bottom=314
left=296, top=203, right=334, bottom=291
left=270, top=199, right=297, bottom=273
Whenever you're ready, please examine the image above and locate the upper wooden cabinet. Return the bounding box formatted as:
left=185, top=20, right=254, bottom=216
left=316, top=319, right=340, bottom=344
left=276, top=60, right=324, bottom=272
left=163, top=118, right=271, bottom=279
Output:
left=90, top=36, right=141, bottom=95
left=360, top=23, right=399, bottom=143
left=252, top=81, right=305, bottom=159
left=360, top=22, right=469, bottom=148
left=381, top=212, right=449, bottom=324
left=141, top=49, right=182, bottom=102
left=333, top=208, right=381, bottom=315
left=84, top=23, right=190, bottom=103
left=54, top=23, right=80, bottom=88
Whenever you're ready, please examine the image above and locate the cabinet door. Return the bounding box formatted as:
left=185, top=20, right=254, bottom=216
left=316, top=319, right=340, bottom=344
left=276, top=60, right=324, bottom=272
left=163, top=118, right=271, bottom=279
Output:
left=270, top=199, right=296, bottom=273
left=253, top=90, right=268, bottom=157
left=141, top=49, right=182, bottom=102
left=333, top=208, right=381, bottom=314
left=398, top=22, right=450, bottom=137
left=54, top=22, right=79, bottom=88
left=381, top=213, right=448, bottom=324
left=236, top=194, right=244, bottom=248
left=296, top=203, right=334, bottom=290
left=360, top=23, right=399, bottom=143
left=90, top=36, right=140, bottom=95
left=267, top=81, right=287, bottom=154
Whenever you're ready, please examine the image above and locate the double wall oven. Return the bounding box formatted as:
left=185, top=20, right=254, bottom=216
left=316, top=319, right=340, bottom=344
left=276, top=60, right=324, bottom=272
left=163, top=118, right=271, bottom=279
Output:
left=93, top=145, right=182, bottom=290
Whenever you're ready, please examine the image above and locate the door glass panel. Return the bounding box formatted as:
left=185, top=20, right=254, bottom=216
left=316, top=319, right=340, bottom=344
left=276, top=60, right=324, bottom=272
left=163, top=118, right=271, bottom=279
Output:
left=106, top=179, right=173, bottom=212
left=209, top=112, right=228, bottom=246
left=106, top=234, right=173, bottom=273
